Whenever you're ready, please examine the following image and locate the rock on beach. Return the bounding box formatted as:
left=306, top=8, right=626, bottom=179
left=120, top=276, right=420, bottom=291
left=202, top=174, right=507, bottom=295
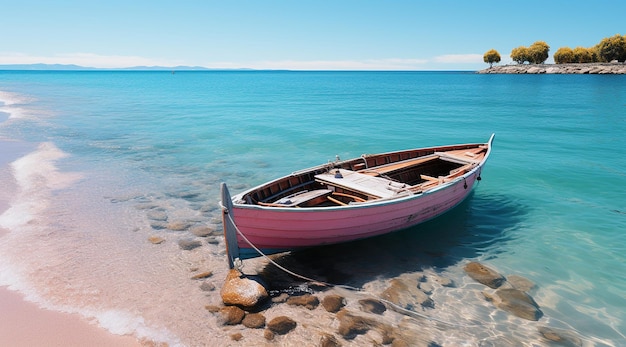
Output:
left=218, top=306, right=245, bottom=325
left=359, top=298, right=386, bottom=314
left=538, top=326, right=583, bottom=347
left=220, top=269, right=268, bottom=308
left=242, top=313, right=266, bottom=329
left=148, top=235, right=165, bottom=244
left=507, top=274, right=536, bottom=292
left=178, top=238, right=202, bottom=250
left=336, top=309, right=379, bottom=339
left=321, top=294, right=345, bottom=313
left=381, top=278, right=434, bottom=309
left=286, top=294, right=319, bottom=310
left=464, top=262, right=506, bottom=289
left=190, top=225, right=217, bottom=237
left=483, top=288, right=543, bottom=321
left=267, top=316, right=297, bottom=335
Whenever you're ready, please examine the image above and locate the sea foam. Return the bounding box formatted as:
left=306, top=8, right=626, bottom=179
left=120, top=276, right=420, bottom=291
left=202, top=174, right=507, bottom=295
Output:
left=0, top=142, right=82, bottom=230
left=0, top=91, right=36, bottom=120
left=95, top=310, right=182, bottom=346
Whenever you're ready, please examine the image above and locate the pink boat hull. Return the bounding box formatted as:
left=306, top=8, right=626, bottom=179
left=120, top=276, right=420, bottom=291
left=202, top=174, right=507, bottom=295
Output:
left=221, top=135, right=493, bottom=267
left=223, top=171, right=480, bottom=260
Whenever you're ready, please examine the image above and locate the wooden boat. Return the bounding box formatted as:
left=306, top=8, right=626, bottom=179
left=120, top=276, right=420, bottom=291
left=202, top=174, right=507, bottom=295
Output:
left=221, top=134, right=495, bottom=268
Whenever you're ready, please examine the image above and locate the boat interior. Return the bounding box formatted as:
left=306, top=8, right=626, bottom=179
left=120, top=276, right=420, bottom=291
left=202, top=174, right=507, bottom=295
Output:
left=238, top=145, right=488, bottom=208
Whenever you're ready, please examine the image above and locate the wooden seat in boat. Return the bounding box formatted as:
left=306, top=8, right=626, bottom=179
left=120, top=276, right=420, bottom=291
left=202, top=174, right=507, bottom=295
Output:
left=259, top=189, right=333, bottom=207
left=315, top=169, right=404, bottom=199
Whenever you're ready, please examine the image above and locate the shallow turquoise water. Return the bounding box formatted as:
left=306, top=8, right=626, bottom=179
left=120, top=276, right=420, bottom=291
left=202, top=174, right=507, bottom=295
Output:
left=0, top=71, right=625, bottom=345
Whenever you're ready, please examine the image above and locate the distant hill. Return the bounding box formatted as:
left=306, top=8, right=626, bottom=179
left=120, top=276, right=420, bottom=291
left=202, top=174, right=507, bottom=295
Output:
left=0, top=64, right=238, bottom=71
left=0, top=64, right=95, bottom=70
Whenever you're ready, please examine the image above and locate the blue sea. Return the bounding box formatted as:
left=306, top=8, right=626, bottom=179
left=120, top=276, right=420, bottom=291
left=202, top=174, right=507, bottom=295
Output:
left=0, top=70, right=624, bottom=346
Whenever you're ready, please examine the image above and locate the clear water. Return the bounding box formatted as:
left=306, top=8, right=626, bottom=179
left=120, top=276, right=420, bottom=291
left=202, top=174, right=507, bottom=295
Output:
left=0, top=71, right=625, bottom=346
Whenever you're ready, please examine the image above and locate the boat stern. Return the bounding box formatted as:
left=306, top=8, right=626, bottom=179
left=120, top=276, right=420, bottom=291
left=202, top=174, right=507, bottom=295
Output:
left=220, top=183, right=240, bottom=269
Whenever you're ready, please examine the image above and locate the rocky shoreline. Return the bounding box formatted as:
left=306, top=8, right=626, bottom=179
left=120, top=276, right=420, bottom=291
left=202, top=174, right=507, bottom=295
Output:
left=208, top=260, right=584, bottom=346
left=478, top=62, right=626, bottom=74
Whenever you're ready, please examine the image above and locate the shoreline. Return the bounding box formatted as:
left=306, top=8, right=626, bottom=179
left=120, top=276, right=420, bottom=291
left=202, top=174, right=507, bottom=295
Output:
left=477, top=62, right=626, bottom=74
left=0, top=140, right=142, bottom=347
left=0, top=286, right=141, bottom=347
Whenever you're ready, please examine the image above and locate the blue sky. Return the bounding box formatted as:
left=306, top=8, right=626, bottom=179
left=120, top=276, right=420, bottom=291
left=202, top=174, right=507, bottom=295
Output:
left=1, top=0, right=624, bottom=70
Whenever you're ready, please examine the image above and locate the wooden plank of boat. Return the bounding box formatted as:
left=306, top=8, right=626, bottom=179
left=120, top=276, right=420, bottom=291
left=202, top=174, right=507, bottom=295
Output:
left=436, top=146, right=487, bottom=164
left=358, top=154, right=439, bottom=176
left=315, top=169, right=404, bottom=199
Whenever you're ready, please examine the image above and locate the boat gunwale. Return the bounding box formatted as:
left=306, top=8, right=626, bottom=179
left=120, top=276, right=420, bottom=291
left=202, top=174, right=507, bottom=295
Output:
left=228, top=134, right=494, bottom=212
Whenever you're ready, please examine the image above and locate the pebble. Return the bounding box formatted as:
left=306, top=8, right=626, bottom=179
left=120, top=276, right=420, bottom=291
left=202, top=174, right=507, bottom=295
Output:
left=336, top=309, right=377, bottom=339
left=483, top=288, right=543, bottom=321
left=358, top=298, right=386, bottom=314
left=381, top=278, right=434, bottom=309
left=190, top=225, right=216, bottom=237
left=507, top=275, right=536, bottom=292
left=538, top=326, right=582, bottom=347
left=178, top=239, right=202, bottom=250
left=321, top=294, right=345, bottom=313
left=464, top=262, right=506, bottom=289
left=286, top=294, right=319, bottom=310
left=219, top=306, right=245, bottom=325
left=242, top=313, right=266, bottom=329
left=267, top=316, right=297, bottom=335
left=191, top=271, right=213, bottom=280
left=148, top=236, right=165, bottom=244
left=168, top=220, right=192, bottom=231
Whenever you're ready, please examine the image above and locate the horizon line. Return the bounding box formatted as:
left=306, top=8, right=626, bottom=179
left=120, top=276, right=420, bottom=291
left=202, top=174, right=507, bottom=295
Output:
left=0, top=63, right=479, bottom=72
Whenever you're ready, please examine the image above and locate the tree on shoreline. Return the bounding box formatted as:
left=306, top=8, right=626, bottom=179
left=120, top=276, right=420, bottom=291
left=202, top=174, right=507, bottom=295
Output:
left=554, top=47, right=574, bottom=64
left=573, top=47, right=597, bottom=63
left=529, top=41, right=550, bottom=64
left=510, top=41, right=549, bottom=64
left=554, top=46, right=598, bottom=64
left=597, top=34, right=626, bottom=62
left=553, top=34, right=625, bottom=64
left=483, top=49, right=501, bottom=67
left=503, top=34, right=626, bottom=65
left=511, top=46, right=530, bottom=64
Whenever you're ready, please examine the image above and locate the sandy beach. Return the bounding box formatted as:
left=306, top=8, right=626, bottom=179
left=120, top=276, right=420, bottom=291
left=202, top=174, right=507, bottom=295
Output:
left=0, top=140, right=142, bottom=347
left=0, top=286, right=141, bottom=347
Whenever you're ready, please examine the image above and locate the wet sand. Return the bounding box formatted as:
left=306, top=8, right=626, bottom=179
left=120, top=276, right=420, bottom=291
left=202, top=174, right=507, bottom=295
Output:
left=0, top=287, right=141, bottom=347
left=0, top=140, right=142, bottom=347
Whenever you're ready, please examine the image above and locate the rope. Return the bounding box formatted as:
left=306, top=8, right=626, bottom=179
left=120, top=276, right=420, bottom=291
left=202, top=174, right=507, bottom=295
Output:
left=224, top=212, right=467, bottom=327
